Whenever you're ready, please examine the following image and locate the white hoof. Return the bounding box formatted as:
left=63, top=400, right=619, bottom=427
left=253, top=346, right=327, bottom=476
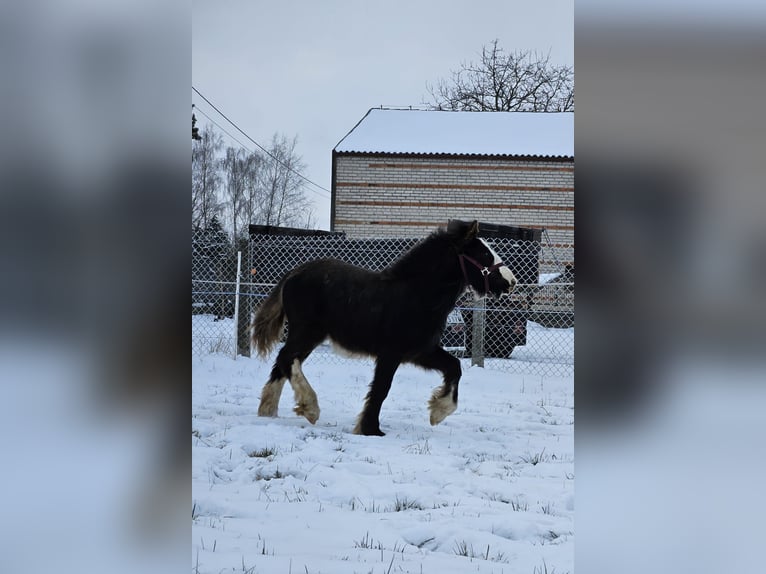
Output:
left=428, top=392, right=457, bottom=425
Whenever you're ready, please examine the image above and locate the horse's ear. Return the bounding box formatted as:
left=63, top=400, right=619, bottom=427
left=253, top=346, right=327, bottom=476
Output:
left=446, top=219, right=480, bottom=241
left=466, top=220, right=479, bottom=239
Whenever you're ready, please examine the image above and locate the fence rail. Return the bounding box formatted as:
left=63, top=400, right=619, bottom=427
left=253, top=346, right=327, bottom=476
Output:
left=193, top=233, right=573, bottom=377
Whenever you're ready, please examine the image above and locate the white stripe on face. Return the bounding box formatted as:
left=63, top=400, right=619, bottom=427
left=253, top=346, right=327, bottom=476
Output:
left=479, top=238, right=517, bottom=290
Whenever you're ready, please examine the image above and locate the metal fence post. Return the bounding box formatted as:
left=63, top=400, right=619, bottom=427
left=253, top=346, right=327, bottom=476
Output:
left=471, top=299, right=486, bottom=368
left=232, top=251, right=242, bottom=360
left=236, top=249, right=253, bottom=358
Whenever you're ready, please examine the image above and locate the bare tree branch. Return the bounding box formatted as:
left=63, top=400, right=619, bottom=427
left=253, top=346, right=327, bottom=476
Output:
left=424, top=40, right=574, bottom=112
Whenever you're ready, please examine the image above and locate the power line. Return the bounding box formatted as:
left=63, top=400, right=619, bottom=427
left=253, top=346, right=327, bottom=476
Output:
left=194, top=105, right=331, bottom=201
left=194, top=104, right=331, bottom=202
left=192, top=86, right=331, bottom=197
left=193, top=106, right=255, bottom=155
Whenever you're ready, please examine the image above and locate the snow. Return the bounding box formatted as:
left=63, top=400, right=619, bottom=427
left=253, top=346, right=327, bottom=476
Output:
left=192, top=314, right=236, bottom=356
left=334, top=109, right=574, bottom=158
left=193, top=352, right=574, bottom=573
left=538, top=272, right=562, bottom=285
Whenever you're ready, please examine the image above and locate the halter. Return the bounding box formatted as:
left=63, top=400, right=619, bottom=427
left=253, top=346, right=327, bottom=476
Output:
left=458, top=253, right=505, bottom=294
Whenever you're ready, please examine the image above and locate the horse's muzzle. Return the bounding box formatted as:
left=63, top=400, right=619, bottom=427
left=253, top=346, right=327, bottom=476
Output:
left=489, top=276, right=516, bottom=299
left=499, top=266, right=517, bottom=294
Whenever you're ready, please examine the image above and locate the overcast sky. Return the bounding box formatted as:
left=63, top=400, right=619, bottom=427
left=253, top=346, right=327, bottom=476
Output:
left=192, top=0, right=573, bottom=230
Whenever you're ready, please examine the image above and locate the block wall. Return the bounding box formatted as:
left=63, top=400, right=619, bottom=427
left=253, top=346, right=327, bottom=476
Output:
left=332, top=154, right=574, bottom=262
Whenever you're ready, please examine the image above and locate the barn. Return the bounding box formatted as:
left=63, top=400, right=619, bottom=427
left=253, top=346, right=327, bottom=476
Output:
left=331, top=108, right=574, bottom=268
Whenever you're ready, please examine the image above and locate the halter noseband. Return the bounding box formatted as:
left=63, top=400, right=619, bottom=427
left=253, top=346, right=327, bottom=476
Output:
left=458, top=253, right=504, bottom=294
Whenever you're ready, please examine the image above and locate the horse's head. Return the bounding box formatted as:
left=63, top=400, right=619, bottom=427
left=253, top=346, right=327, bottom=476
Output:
left=447, top=220, right=518, bottom=299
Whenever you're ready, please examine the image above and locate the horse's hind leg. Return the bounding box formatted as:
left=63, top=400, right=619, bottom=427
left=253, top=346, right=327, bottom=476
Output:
left=412, top=347, right=462, bottom=426
left=258, top=363, right=287, bottom=417
left=288, top=358, right=320, bottom=424
left=258, top=331, right=322, bottom=420
left=263, top=332, right=323, bottom=424
left=354, top=356, right=401, bottom=436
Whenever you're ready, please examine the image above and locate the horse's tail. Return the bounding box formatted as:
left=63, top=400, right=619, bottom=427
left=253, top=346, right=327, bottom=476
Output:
left=251, top=274, right=290, bottom=359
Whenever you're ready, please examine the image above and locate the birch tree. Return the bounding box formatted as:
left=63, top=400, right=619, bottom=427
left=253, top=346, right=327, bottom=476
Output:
left=259, top=134, right=314, bottom=228
left=221, top=147, right=255, bottom=242
left=192, top=125, right=223, bottom=229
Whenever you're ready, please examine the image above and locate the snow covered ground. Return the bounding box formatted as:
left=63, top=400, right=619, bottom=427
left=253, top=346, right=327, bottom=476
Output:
left=193, top=353, right=574, bottom=573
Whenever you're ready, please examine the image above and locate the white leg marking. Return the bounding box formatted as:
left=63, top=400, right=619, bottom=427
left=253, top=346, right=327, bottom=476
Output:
left=352, top=413, right=364, bottom=435
left=289, top=359, right=320, bottom=424
left=258, top=377, right=286, bottom=417
left=428, top=387, right=457, bottom=426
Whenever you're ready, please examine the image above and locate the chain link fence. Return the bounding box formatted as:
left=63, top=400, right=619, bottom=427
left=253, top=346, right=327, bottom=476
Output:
left=192, top=234, right=239, bottom=356
left=193, top=230, right=573, bottom=377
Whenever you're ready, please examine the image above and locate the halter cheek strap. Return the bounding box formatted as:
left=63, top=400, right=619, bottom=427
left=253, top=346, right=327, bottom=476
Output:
left=459, top=253, right=504, bottom=294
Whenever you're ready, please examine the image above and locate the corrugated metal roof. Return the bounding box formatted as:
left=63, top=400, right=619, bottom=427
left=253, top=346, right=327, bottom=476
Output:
left=334, top=108, right=573, bottom=158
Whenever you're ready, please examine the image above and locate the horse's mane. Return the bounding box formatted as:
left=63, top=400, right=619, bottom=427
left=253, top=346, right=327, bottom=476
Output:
left=383, top=228, right=457, bottom=279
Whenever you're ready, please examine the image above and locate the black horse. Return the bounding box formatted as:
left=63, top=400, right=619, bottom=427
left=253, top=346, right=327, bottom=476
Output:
left=251, top=220, right=517, bottom=436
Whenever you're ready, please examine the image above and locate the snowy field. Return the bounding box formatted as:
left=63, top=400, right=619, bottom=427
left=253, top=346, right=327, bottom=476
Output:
left=192, top=352, right=574, bottom=573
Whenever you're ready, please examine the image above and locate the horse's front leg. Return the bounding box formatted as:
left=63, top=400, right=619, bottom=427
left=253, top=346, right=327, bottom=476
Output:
left=354, top=356, right=401, bottom=436
left=412, top=347, right=462, bottom=425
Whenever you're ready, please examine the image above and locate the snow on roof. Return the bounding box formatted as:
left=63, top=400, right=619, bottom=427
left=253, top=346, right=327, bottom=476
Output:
left=334, top=108, right=573, bottom=158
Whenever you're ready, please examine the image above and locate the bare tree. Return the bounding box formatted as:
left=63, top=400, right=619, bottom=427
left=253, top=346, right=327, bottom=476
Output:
left=222, top=146, right=257, bottom=242
left=195, top=127, right=315, bottom=236
left=239, top=150, right=263, bottom=236
left=259, top=134, right=314, bottom=228
left=192, top=124, right=223, bottom=229
left=425, top=40, right=573, bottom=112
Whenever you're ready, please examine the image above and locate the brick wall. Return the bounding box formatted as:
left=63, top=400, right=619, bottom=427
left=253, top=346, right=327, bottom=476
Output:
left=332, top=154, right=574, bottom=260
